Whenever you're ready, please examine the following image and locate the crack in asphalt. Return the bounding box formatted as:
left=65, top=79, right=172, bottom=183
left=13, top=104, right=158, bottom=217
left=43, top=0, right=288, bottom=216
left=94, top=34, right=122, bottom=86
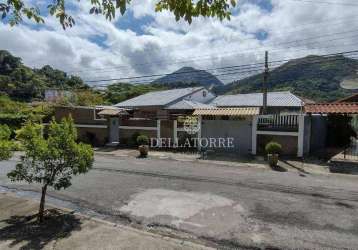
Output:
left=91, top=167, right=358, bottom=203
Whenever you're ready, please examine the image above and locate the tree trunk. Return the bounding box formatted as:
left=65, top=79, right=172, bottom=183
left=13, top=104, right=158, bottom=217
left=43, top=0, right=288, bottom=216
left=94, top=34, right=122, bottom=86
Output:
left=38, top=184, right=48, bottom=223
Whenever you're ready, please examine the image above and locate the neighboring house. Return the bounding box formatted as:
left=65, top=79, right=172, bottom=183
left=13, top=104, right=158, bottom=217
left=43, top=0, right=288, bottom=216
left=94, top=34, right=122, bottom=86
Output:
left=334, top=93, right=358, bottom=103
left=199, top=91, right=307, bottom=156
left=53, top=105, right=122, bottom=146
left=305, top=101, right=358, bottom=152
left=210, top=91, right=304, bottom=113
left=45, top=89, right=74, bottom=102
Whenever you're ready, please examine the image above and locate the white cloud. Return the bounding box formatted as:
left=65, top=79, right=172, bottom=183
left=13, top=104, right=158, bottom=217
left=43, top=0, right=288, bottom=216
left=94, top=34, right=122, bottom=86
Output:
left=0, top=0, right=357, bottom=86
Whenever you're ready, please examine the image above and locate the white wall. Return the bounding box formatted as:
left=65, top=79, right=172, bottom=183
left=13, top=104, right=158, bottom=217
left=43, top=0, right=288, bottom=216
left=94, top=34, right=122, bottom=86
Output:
left=184, top=89, right=215, bottom=103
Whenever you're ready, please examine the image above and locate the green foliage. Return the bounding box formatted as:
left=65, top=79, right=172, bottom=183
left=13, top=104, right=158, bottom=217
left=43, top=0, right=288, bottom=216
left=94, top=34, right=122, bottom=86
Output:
left=9, top=118, right=94, bottom=189
left=131, top=131, right=142, bottom=146
left=1, top=0, right=237, bottom=29
left=265, top=141, right=282, bottom=154
left=0, top=113, right=28, bottom=131
left=0, top=94, right=29, bottom=113
left=104, top=82, right=168, bottom=104
left=0, top=140, right=13, bottom=161
left=103, top=82, right=205, bottom=105
left=7, top=117, right=94, bottom=220
left=75, top=90, right=105, bottom=106
left=0, top=94, right=55, bottom=131
left=0, top=50, right=88, bottom=102
left=152, top=66, right=223, bottom=87
left=0, top=124, right=13, bottom=160
left=137, top=135, right=149, bottom=146
left=0, top=124, right=11, bottom=140
left=214, top=55, right=358, bottom=102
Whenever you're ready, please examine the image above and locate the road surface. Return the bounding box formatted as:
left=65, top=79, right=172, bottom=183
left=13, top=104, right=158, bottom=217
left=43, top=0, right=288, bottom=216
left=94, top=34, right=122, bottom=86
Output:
left=1, top=154, right=358, bottom=249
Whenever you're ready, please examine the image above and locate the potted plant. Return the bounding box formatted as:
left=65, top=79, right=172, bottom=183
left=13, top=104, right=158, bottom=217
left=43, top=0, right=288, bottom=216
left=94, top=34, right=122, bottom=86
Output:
left=137, top=135, right=149, bottom=157
left=265, top=141, right=282, bottom=168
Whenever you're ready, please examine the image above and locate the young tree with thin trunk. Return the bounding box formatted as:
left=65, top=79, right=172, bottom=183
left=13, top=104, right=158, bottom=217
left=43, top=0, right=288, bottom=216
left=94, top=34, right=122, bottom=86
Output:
left=7, top=117, right=94, bottom=222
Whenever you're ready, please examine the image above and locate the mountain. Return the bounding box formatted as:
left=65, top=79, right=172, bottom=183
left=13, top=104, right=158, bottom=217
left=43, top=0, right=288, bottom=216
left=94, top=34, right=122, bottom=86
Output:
left=214, top=55, right=358, bottom=102
left=0, top=50, right=88, bottom=101
left=152, top=66, right=224, bottom=88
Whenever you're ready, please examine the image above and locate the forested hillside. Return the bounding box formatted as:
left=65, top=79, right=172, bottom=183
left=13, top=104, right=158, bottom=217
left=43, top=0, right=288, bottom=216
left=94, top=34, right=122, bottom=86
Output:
left=152, top=66, right=223, bottom=88
left=3, top=49, right=358, bottom=104
left=0, top=50, right=88, bottom=101
left=215, top=55, right=358, bottom=102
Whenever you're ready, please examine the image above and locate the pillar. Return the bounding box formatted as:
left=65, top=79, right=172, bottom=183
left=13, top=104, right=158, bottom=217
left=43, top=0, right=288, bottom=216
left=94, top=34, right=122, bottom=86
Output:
left=297, top=114, right=305, bottom=157
left=157, top=119, right=161, bottom=147
left=173, top=120, right=178, bottom=147
left=252, top=115, right=258, bottom=155
left=197, top=115, right=202, bottom=151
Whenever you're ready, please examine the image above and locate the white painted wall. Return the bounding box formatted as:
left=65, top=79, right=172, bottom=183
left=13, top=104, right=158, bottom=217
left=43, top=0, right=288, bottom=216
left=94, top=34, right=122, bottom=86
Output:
left=183, top=89, right=215, bottom=103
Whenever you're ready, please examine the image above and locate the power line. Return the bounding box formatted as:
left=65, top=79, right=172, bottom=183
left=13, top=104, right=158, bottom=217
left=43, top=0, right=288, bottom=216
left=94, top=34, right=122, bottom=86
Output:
left=84, top=48, right=358, bottom=84
left=74, top=30, right=358, bottom=80
left=85, top=51, right=358, bottom=86
left=57, top=53, right=357, bottom=91
left=61, top=16, right=357, bottom=73
left=82, top=33, right=358, bottom=79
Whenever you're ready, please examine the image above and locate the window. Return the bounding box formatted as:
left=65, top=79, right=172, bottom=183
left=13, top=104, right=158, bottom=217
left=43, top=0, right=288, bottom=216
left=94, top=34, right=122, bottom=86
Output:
left=202, top=91, right=207, bottom=97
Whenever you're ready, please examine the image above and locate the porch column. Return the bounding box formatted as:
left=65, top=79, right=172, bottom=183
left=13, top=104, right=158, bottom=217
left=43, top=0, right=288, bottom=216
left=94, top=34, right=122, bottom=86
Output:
left=297, top=114, right=305, bottom=157
left=197, top=115, right=202, bottom=151
left=173, top=120, right=178, bottom=147
left=252, top=115, right=258, bottom=155
left=157, top=119, right=161, bottom=147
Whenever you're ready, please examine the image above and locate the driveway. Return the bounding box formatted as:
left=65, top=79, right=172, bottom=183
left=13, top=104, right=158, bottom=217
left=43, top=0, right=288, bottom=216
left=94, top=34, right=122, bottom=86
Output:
left=1, top=154, right=358, bottom=249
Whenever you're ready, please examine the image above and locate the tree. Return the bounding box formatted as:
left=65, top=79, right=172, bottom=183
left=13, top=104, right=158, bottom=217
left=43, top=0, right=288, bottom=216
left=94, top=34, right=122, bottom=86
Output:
left=0, top=0, right=237, bottom=29
left=75, top=90, right=105, bottom=106
left=7, top=117, right=94, bottom=222
left=0, top=124, right=13, bottom=161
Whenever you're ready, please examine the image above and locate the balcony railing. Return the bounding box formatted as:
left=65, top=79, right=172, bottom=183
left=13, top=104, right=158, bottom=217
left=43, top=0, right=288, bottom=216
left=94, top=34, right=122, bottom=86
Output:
left=257, top=114, right=299, bottom=132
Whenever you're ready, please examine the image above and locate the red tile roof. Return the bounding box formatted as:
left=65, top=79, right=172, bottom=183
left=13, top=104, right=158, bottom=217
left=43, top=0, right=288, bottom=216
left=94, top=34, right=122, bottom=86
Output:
left=305, top=103, right=358, bottom=114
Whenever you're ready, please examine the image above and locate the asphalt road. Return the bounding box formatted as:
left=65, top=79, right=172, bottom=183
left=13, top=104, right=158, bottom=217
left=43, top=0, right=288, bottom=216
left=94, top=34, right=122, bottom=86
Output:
left=1, top=154, right=358, bottom=249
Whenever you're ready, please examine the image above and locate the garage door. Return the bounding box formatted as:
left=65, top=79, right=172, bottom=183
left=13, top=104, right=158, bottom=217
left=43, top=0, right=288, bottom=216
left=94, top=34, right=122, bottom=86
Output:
left=201, top=119, right=252, bottom=155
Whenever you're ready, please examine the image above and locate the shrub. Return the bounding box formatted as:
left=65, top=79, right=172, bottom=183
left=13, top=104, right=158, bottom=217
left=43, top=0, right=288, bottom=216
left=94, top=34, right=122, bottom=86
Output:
left=0, top=124, right=11, bottom=140
left=265, top=141, right=282, bottom=154
left=137, top=135, right=149, bottom=145
left=0, top=140, right=13, bottom=160
left=131, top=131, right=142, bottom=146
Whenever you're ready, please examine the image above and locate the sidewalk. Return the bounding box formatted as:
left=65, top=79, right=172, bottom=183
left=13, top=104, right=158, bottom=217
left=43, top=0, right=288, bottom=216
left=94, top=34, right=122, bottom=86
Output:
left=0, top=192, right=211, bottom=250
left=94, top=147, right=332, bottom=175
left=95, top=147, right=268, bottom=169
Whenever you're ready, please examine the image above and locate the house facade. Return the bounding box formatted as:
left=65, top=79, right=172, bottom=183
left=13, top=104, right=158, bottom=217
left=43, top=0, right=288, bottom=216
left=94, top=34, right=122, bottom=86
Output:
left=53, top=87, right=317, bottom=157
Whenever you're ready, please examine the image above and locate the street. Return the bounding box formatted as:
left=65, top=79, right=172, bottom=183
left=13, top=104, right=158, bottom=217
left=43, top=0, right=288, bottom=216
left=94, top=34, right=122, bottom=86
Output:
left=1, top=154, right=358, bottom=249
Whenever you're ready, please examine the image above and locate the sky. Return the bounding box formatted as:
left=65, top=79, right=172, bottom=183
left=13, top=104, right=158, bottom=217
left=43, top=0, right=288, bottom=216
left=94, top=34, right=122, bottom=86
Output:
left=1, top=0, right=358, bottom=86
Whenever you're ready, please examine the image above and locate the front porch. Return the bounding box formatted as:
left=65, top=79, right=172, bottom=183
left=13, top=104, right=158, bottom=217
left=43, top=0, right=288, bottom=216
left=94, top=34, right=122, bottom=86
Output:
left=252, top=113, right=307, bottom=157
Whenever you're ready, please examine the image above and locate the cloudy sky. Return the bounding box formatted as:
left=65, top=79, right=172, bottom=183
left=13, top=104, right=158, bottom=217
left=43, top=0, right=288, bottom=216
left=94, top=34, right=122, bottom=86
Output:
left=1, top=0, right=358, bottom=86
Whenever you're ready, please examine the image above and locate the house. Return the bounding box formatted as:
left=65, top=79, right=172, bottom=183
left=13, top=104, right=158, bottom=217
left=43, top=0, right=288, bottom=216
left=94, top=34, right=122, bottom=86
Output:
left=114, top=87, right=216, bottom=146
left=305, top=99, right=358, bottom=152
left=53, top=88, right=314, bottom=157
left=196, top=91, right=307, bottom=156
left=44, top=89, right=74, bottom=103
left=53, top=105, right=128, bottom=146
left=210, top=91, right=303, bottom=112
left=54, top=87, right=216, bottom=147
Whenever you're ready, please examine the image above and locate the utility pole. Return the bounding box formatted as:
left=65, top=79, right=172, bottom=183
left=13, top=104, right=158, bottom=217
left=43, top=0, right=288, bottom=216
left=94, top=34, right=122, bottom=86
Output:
left=262, top=51, right=269, bottom=114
